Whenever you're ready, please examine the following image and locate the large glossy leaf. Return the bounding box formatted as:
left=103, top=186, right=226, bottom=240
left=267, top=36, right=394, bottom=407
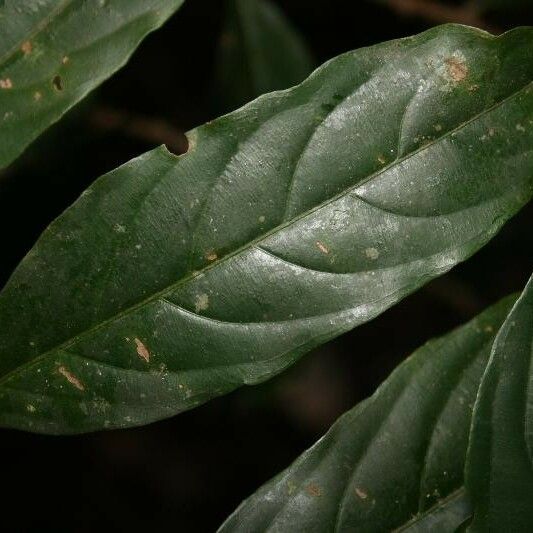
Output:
left=218, top=296, right=516, bottom=532
left=0, top=24, right=532, bottom=434
left=465, top=275, right=533, bottom=531
left=214, top=0, right=314, bottom=112
left=0, top=0, right=185, bottom=169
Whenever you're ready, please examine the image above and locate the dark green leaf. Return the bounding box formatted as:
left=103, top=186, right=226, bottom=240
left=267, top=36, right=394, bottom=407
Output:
left=465, top=275, right=533, bottom=531
left=0, top=0, right=185, bottom=169
left=218, top=296, right=516, bottom=532
left=214, top=0, right=314, bottom=112
left=0, top=25, right=531, bottom=434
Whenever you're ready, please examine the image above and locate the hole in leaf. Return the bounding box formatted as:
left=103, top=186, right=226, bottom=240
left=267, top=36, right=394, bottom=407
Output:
left=52, top=75, right=63, bottom=91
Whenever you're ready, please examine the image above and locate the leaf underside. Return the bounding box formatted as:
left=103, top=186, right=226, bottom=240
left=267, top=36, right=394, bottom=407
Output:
left=0, top=0, right=185, bottom=169
left=465, top=275, right=533, bottom=531
left=0, top=24, right=531, bottom=434
left=218, top=296, right=516, bottom=533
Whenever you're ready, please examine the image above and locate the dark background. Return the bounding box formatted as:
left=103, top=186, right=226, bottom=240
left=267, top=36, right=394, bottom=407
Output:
left=0, top=1, right=531, bottom=531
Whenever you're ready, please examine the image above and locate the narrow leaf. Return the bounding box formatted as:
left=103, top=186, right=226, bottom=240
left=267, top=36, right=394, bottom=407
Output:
left=215, top=0, right=314, bottom=112
left=0, top=0, right=185, bottom=169
left=0, top=25, right=531, bottom=434
left=218, top=296, right=516, bottom=532
left=465, top=274, right=533, bottom=531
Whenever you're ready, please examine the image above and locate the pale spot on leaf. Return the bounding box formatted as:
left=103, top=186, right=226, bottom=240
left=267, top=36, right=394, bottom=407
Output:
left=195, top=293, right=209, bottom=313
left=355, top=487, right=368, bottom=500
left=0, top=78, right=13, bottom=89
left=445, top=56, right=468, bottom=83
left=58, top=366, right=85, bottom=391
left=365, top=247, right=380, bottom=260
left=135, top=338, right=150, bottom=363
left=306, top=483, right=321, bottom=497
left=287, top=480, right=297, bottom=495
left=21, top=41, right=32, bottom=54
left=316, top=241, right=329, bottom=254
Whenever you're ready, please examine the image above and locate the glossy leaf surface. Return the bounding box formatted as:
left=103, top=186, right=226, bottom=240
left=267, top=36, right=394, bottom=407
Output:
left=465, top=275, right=533, bottom=531
left=0, top=0, right=185, bottom=169
left=219, top=297, right=516, bottom=532
left=215, top=0, right=314, bottom=112
left=0, top=25, right=532, bottom=434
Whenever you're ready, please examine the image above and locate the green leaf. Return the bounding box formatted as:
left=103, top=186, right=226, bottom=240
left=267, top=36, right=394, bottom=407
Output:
left=0, top=0, right=185, bottom=170
left=0, top=24, right=531, bottom=434
left=214, top=0, right=314, bottom=112
left=218, top=296, right=516, bottom=532
left=465, top=274, right=533, bottom=531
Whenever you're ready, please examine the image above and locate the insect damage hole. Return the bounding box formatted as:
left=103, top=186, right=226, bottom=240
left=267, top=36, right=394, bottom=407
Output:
left=52, top=75, right=63, bottom=91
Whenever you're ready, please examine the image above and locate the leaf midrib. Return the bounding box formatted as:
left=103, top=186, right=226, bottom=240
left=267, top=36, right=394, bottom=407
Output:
left=1, top=80, right=530, bottom=387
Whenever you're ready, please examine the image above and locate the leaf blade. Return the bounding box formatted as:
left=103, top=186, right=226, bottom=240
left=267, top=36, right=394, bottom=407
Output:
left=218, top=296, right=516, bottom=532
left=0, top=0, right=185, bottom=169
left=0, top=25, right=532, bottom=433
left=465, top=274, right=533, bottom=531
